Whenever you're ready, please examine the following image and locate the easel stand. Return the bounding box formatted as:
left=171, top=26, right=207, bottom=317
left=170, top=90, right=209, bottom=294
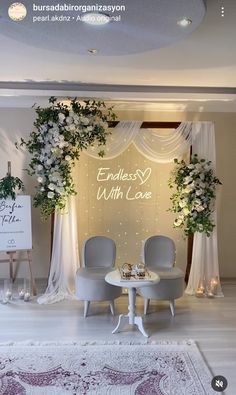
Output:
left=0, top=250, right=37, bottom=296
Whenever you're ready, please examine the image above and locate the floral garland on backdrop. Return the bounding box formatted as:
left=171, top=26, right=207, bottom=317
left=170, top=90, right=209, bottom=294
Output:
left=169, top=154, right=221, bottom=236
left=18, top=97, right=116, bottom=219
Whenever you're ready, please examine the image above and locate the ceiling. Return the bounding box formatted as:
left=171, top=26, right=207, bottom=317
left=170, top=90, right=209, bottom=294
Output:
left=0, top=0, right=236, bottom=111
left=0, top=0, right=206, bottom=56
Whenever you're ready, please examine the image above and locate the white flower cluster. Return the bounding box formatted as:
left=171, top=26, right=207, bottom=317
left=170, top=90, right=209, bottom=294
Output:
left=36, top=120, right=70, bottom=200
left=35, top=112, right=108, bottom=201
left=20, top=98, right=114, bottom=219
left=174, top=163, right=210, bottom=227
left=169, top=156, right=220, bottom=236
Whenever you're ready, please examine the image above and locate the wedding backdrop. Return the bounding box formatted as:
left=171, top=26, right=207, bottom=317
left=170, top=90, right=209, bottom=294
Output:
left=38, top=121, right=223, bottom=304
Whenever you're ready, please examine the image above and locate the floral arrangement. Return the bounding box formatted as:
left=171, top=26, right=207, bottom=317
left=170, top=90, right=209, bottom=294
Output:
left=0, top=174, right=24, bottom=200
left=18, top=97, right=116, bottom=219
left=169, top=154, right=221, bottom=236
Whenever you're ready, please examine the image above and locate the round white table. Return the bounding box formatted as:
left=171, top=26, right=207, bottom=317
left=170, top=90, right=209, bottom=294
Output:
left=105, top=269, right=160, bottom=338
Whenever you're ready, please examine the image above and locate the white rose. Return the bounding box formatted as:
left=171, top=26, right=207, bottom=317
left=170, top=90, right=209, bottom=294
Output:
left=48, top=183, right=55, bottom=191
left=37, top=165, right=43, bottom=171
left=69, top=124, right=76, bottom=132
left=46, top=158, right=53, bottom=165
left=194, top=198, right=201, bottom=206
left=65, top=155, right=71, bottom=161
left=174, top=218, right=183, bottom=227
left=81, top=117, right=89, bottom=125
left=58, top=113, right=65, bottom=122
left=47, top=191, right=54, bottom=199
left=45, top=145, right=52, bottom=154
left=37, top=176, right=43, bottom=183
left=87, top=126, right=93, bottom=132
left=51, top=172, right=61, bottom=182
left=184, top=176, right=193, bottom=184
left=59, top=141, right=66, bottom=149
left=101, top=121, right=108, bottom=129
left=52, top=148, right=62, bottom=157
left=196, top=206, right=204, bottom=212
left=188, top=164, right=194, bottom=169
left=73, top=114, right=79, bottom=123
left=196, top=189, right=203, bottom=196
left=51, top=127, right=59, bottom=135
left=195, top=163, right=202, bottom=170
left=66, top=116, right=73, bottom=124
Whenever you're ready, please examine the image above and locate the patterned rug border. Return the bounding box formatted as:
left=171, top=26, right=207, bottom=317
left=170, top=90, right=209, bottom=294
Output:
left=0, top=339, right=196, bottom=346
left=0, top=339, right=215, bottom=394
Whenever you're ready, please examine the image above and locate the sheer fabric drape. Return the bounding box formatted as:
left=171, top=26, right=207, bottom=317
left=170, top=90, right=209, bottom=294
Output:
left=185, top=123, right=223, bottom=296
left=87, top=121, right=192, bottom=163
left=38, top=121, right=222, bottom=304
left=37, top=196, right=79, bottom=304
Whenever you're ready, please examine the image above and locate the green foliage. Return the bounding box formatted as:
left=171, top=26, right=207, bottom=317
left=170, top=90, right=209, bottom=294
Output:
left=169, top=154, right=221, bottom=237
left=16, top=97, right=116, bottom=220
left=0, top=175, right=24, bottom=200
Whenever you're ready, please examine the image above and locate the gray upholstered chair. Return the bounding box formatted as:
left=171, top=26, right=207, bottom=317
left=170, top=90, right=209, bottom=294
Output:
left=76, top=236, right=121, bottom=317
left=139, top=235, right=184, bottom=316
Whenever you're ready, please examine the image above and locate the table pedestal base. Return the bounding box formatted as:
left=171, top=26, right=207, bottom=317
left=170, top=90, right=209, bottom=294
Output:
left=112, top=314, right=149, bottom=337
left=112, top=287, right=149, bottom=338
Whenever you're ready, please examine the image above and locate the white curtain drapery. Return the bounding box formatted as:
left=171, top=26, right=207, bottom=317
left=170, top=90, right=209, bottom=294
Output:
left=87, top=121, right=192, bottom=163
left=38, top=121, right=222, bottom=304
left=185, top=123, right=223, bottom=296
left=37, top=196, right=79, bottom=304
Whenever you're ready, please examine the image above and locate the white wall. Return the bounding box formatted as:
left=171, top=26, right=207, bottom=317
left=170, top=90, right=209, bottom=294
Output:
left=0, top=107, right=235, bottom=278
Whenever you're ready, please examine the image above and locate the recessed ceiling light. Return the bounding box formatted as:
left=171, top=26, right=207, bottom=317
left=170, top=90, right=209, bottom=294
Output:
left=81, top=12, right=110, bottom=26
left=177, top=18, right=192, bottom=27
left=88, top=48, right=99, bottom=54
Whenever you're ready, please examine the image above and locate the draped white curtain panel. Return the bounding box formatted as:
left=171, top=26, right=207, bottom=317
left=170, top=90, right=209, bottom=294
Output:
left=185, top=123, right=223, bottom=296
left=38, top=121, right=222, bottom=304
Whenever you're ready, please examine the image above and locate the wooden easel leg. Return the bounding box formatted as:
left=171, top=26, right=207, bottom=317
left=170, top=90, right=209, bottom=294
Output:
left=27, top=250, right=37, bottom=296
left=13, top=260, right=20, bottom=282
left=9, top=252, right=14, bottom=282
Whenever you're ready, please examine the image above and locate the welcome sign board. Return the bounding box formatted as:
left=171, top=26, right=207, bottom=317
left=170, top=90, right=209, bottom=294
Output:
left=0, top=195, right=32, bottom=251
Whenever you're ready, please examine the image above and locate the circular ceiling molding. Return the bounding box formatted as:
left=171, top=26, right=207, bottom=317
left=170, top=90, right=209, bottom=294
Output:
left=0, top=0, right=206, bottom=56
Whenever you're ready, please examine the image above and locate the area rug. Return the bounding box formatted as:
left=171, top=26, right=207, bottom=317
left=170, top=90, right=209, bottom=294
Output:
left=0, top=340, right=215, bottom=395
